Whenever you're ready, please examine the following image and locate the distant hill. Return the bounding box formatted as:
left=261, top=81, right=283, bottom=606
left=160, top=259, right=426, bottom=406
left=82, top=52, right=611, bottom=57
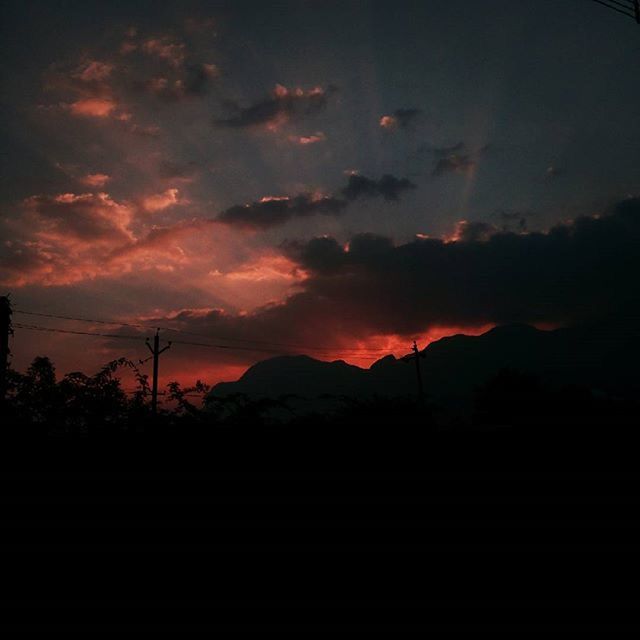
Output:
left=210, top=321, right=640, bottom=405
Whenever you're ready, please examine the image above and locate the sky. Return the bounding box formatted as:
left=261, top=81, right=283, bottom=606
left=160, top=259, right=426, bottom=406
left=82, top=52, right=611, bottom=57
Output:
left=1, top=0, right=640, bottom=387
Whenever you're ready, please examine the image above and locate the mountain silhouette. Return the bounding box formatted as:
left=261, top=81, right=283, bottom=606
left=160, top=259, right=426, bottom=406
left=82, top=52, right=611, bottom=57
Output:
left=211, top=320, right=640, bottom=406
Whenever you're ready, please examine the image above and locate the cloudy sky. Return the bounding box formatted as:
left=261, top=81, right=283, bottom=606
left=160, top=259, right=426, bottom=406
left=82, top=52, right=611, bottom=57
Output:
left=1, top=0, right=640, bottom=385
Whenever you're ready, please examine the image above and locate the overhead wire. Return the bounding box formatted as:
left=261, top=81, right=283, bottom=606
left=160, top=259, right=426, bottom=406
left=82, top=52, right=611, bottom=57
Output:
left=12, top=308, right=394, bottom=355
left=13, top=323, right=146, bottom=342
left=11, top=322, right=383, bottom=360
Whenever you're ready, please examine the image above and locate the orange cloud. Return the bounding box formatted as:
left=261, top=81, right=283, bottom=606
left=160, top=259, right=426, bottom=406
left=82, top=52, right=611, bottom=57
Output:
left=210, top=254, right=307, bottom=284
left=75, top=60, right=114, bottom=83
left=379, top=115, right=397, bottom=129
left=24, top=192, right=135, bottom=245
left=288, top=132, right=326, bottom=145
left=68, top=97, right=117, bottom=118
left=80, top=173, right=111, bottom=188
left=0, top=192, right=140, bottom=286
left=141, top=188, right=180, bottom=213
left=142, top=38, right=186, bottom=67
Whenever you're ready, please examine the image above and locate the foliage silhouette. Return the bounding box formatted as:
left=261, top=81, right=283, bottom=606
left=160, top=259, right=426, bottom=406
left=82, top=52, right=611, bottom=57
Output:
left=2, top=346, right=640, bottom=474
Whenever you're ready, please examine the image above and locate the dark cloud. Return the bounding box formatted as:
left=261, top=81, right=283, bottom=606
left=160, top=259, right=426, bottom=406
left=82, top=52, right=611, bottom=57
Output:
left=174, top=199, right=640, bottom=347
left=431, top=141, right=465, bottom=156
left=158, top=160, right=199, bottom=182
left=214, top=84, right=336, bottom=129
left=341, top=174, right=416, bottom=201
left=420, top=142, right=489, bottom=177
left=453, top=220, right=496, bottom=242
left=184, top=63, right=219, bottom=95
left=432, top=153, right=475, bottom=176
left=496, top=210, right=535, bottom=233
left=282, top=236, right=347, bottom=274
left=216, top=194, right=348, bottom=230
left=23, top=193, right=133, bottom=244
left=216, top=173, right=416, bottom=229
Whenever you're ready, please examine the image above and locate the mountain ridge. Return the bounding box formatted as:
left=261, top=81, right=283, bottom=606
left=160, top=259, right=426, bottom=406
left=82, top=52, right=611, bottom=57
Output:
left=210, top=321, right=640, bottom=403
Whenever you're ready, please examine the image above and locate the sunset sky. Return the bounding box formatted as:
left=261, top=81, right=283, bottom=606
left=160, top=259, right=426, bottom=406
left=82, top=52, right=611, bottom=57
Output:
left=2, top=0, right=640, bottom=386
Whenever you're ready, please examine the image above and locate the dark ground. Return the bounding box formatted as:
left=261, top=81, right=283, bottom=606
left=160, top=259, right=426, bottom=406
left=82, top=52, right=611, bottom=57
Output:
left=2, top=409, right=640, bottom=631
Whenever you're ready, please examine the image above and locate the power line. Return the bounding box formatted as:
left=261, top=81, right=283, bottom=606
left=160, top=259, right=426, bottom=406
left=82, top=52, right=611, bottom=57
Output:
left=12, top=323, right=382, bottom=360
left=12, top=308, right=392, bottom=355
left=169, top=337, right=380, bottom=358
left=13, top=323, right=146, bottom=342
left=13, top=309, right=154, bottom=331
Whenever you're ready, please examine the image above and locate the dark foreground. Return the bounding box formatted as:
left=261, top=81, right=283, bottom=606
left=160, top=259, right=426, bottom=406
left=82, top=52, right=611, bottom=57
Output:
left=2, top=406, right=640, bottom=631
left=2, top=402, right=639, bottom=471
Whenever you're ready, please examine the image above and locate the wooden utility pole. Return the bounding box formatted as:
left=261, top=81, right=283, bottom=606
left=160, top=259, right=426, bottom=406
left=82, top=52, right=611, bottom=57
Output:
left=402, top=340, right=426, bottom=404
left=635, top=0, right=640, bottom=23
left=412, top=340, right=425, bottom=404
left=0, top=296, right=11, bottom=410
left=146, top=329, right=171, bottom=416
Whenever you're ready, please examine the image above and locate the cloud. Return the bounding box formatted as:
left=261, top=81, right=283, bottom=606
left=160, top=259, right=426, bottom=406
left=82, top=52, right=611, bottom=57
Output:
left=217, top=193, right=348, bottom=230
left=288, top=132, right=326, bottom=145
left=431, top=141, right=466, bottom=156
left=142, top=38, right=187, bottom=67
left=68, top=97, right=117, bottom=118
left=379, top=108, right=423, bottom=130
left=0, top=192, right=205, bottom=286
left=379, top=115, right=397, bottom=130
left=185, top=63, right=219, bottom=94
left=74, top=60, right=114, bottom=83
left=0, top=192, right=138, bottom=285
left=23, top=192, right=134, bottom=244
left=141, top=63, right=218, bottom=101
left=214, top=84, right=336, bottom=130
left=80, top=173, right=111, bottom=188
left=210, top=253, right=305, bottom=284
left=446, top=220, right=497, bottom=243
left=215, top=173, right=416, bottom=229
left=421, top=142, right=488, bottom=177
left=432, top=153, right=476, bottom=176
left=495, top=210, right=535, bottom=233
left=141, top=188, right=180, bottom=213
left=341, top=174, right=416, bottom=201
left=42, top=58, right=127, bottom=120
left=158, top=160, right=199, bottom=183
left=156, top=199, right=640, bottom=352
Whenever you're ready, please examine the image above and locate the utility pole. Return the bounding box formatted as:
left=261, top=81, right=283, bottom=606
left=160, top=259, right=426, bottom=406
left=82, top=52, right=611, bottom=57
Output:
left=412, top=340, right=425, bottom=404
left=635, top=0, right=640, bottom=24
left=146, top=329, right=171, bottom=417
left=402, top=340, right=426, bottom=405
left=0, top=296, right=12, bottom=410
